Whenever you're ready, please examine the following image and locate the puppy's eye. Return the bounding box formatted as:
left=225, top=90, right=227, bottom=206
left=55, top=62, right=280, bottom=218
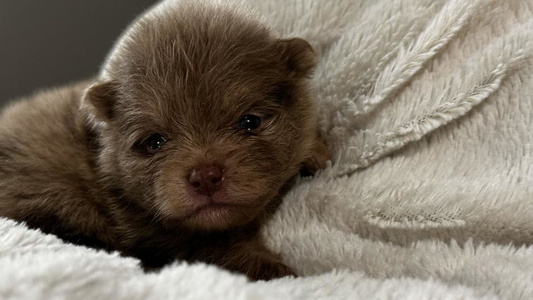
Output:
left=144, top=134, right=167, bottom=152
left=238, top=115, right=261, bottom=131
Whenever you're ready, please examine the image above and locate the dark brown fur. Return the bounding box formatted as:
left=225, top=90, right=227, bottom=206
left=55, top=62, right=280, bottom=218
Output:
left=0, top=2, right=329, bottom=280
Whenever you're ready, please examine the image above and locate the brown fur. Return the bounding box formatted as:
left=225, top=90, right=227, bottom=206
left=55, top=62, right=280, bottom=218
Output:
left=0, top=2, right=329, bottom=280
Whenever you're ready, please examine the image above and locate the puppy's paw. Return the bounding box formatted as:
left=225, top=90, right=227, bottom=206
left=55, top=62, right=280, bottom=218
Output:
left=222, top=247, right=296, bottom=281
left=245, top=257, right=296, bottom=281
left=301, top=137, right=331, bottom=176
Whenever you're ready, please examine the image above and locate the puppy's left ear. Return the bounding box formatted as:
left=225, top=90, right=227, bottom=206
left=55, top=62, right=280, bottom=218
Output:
left=277, top=38, right=317, bottom=78
left=82, top=80, right=119, bottom=122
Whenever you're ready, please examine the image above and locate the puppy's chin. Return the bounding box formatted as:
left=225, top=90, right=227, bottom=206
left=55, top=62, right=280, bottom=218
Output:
left=179, top=202, right=260, bottom=231
left=154, top=191, right=268, bottom=232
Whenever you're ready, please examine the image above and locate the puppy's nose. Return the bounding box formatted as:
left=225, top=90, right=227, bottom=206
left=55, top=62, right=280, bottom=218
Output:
left=188, top=165, right=224, bottom=196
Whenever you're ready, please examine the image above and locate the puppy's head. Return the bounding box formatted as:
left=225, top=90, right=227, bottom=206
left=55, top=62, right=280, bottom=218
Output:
left=83, top=2, right=318, bottom=231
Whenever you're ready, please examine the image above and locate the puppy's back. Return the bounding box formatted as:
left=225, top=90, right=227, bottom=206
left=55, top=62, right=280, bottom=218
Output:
left=0, top=82, right=111, bottom=246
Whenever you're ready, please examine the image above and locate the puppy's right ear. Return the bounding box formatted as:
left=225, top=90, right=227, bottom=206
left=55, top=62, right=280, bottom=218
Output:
left=82, top=81, right=119, bottom=122
left=277, top=38, right=317, bottom=78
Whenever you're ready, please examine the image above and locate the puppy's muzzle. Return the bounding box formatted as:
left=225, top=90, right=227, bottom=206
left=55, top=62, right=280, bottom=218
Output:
left=188, top=165, right=224, bottom=196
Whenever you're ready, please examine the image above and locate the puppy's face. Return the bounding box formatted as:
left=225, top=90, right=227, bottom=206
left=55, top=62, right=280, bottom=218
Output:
left=84, top=6, right=317, bottom=231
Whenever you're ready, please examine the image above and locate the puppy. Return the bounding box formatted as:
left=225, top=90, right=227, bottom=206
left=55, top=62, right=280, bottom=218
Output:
left=0, top=0, right=329, bottom=280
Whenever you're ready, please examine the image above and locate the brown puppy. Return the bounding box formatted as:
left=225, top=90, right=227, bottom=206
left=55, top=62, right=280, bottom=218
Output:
left=0, top=0, right=329, bottom=280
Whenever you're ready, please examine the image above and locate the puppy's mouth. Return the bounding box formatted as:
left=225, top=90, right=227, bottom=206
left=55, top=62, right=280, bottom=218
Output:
left=185, top=202, right=238, bottom=219
left=180, top=199, right=258, bottom=230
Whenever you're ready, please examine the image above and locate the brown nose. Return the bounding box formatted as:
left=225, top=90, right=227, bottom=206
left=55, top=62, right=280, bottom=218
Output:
left=188, top=165, right=224, bottom=196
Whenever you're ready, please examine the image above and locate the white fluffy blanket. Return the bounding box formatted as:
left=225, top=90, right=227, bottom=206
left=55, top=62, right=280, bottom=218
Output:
left=2, top=0, right=533, bottom=299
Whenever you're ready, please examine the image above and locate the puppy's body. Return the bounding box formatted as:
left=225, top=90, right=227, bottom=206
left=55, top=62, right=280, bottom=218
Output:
left=0, top=82, right=111, bottom=246
left=0, top=1, right=328, bottom=280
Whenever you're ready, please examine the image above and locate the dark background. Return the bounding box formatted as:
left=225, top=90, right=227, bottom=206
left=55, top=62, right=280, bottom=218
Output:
left=0, top=0, right=157, bottom=107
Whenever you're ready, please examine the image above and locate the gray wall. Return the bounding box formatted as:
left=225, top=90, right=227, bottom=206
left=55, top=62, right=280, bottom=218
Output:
left=0, top=0, right=157, bottom=107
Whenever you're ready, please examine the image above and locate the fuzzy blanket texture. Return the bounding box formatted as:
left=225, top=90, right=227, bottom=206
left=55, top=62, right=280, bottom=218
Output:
left=2, top=0, right=533, bottom=299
